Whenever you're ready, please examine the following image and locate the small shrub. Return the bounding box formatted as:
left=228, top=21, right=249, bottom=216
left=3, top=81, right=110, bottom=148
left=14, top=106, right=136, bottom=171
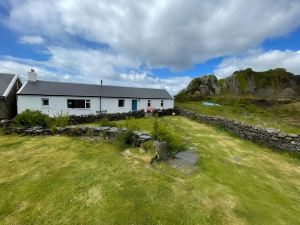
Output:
left=50, top=112, right=69, bottom=128
left=86, top=128, right=94, bottom=137
left=15, top=110, right=50, bottom=128
left=152, top=118, right=185, bottom=156
left=51, top=126, right=58, bottom=135
left=116, top=130, right=137, bottom=149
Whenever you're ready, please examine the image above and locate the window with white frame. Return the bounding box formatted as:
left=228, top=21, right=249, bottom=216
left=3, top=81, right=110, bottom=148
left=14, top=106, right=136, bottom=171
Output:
left=161, top=100, right=164, bottom=107
left=85, top=100, right=90, bottom=108
left=147, top=100, right=151, bottom=107
left=67, top=99, right=91, bottom=109
left=42, top=98, right=49, bottom=106
left=118, top=99, right=125, bottom=107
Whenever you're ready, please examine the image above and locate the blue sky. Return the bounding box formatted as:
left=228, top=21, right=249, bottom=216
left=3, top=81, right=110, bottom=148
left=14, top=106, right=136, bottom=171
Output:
left=0, top=0, right=300, bottom=94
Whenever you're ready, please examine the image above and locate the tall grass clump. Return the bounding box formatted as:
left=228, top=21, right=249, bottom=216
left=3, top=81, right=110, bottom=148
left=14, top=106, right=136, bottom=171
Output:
left=115, top=118, right=140, bottom=149
left=116, top=130, right=137, bottom=149
left=151, top=117, right=185, bottom=156
left=50, top=112, right=69, bottom=128
left=14, top=109, right=50, bottom=128
left=125, top=117, right=139, bottom=131
left=97, top=117, right=117, bottom=127
left=49, top=112, right=70, bottom=134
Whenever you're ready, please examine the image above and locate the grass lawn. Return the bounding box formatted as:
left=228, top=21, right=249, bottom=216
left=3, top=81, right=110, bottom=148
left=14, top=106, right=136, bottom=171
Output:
left=175, top=99, right=300, bottom=134
left=1, top=116, right=300, bottom=225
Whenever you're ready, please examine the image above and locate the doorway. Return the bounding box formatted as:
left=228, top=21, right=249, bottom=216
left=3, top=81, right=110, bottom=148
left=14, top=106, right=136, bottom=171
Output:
left=131, top=100, right=138, bottom=111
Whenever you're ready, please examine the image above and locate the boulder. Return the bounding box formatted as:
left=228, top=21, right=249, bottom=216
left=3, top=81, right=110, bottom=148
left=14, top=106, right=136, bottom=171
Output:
left=153, top=141, right=168, bottom=161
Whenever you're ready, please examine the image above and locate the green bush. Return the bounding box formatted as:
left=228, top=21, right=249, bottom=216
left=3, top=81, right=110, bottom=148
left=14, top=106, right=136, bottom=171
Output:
left=50, top=112, right=69, bottom=128
left=151, top=118, right=185, bottom=156
left=15, top=110, right=50, bottom=128
left=116, top=130, right=137, bottom=149
left=50, top=126, right=58, bottom=135
left=86, top=128, right=94, bottom=137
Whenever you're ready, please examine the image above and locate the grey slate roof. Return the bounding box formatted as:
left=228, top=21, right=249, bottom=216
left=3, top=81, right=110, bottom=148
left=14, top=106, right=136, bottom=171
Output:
left=18, top=80, right=174, bottom=99
left=0, top=73, right=15, bottom=97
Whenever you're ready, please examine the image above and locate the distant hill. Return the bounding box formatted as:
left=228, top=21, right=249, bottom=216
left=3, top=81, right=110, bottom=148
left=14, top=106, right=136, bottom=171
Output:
left=176, top=68, right=300, bottom=100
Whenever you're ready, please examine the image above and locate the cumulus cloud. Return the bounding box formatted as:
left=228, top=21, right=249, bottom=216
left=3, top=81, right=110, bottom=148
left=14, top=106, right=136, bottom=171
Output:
left=1, top=0, right=300, bottom=93
left=0, top=46, right=191, bottom=93
left=214, top=49, right=300, bottom=78
left=18, top=35, right=45, bottom=45
left=4, top=0, right=300, bottom=70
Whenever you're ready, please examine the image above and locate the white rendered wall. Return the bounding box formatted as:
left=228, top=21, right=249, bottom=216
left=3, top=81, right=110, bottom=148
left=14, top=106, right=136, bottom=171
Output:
left=101, top=98, right=174, bottom=113
left=18, top=95, right=174, bottom=116
left=18, top=95, right=100, bottom=117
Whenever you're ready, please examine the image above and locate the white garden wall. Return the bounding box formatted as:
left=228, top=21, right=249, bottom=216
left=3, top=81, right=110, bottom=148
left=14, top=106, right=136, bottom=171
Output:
left=17, top=95, right=174, bottom=116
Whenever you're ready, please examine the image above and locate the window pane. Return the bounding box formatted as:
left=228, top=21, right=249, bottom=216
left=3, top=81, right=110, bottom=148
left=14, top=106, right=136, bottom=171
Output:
left=147, top=100, right=151, bottom=107
left=86, top=100, right=91, bottom=108
left=67, top=99, right=86, bottom=108
left=42, top=98, right=49, bottom=106
left=161, top=100, right=164, bottom=107
left=118, top=99, right=125, bottom=107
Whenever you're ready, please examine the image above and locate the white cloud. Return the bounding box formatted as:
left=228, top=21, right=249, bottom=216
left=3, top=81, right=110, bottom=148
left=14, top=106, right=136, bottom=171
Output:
left=4, top=0, right=300, bottom=70
left=120, top=71, right=191, bottom=95
left=214, top=49, right=300, bottom=78
left=0, top=46, right=191, bottom=93
left=18, top=35, right=45, bottom=45
left=1, top=0, right=300, bottom=92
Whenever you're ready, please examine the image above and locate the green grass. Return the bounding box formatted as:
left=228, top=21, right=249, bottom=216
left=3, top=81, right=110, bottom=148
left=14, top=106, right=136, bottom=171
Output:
left=1, top=116, right=300, bottom=225
left=175, top=99, right=300, bottom=134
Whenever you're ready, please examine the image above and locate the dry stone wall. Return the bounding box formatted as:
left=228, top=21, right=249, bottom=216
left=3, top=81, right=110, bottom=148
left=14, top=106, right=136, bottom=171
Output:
left=1, top=107, right=299, bottom=152
left=6, top=125, right=153, bottom=145
left=176, top=108, right=300, bottom=152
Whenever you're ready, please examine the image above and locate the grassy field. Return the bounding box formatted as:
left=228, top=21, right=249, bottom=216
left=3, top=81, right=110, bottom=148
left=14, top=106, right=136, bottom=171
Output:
left=175, top=98, right=300, bottom=134
left=1, top=116, right=300, bottom=225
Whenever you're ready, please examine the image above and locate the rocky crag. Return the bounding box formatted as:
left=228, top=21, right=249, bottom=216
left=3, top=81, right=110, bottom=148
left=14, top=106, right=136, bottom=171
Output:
left=177, top=68, right=300, bottom=100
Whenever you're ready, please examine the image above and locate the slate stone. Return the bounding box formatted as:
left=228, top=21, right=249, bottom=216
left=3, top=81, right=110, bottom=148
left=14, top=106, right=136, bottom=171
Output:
left=108, top=127, right=119, bottom=133
left=174, top=151, right=199, bottom=165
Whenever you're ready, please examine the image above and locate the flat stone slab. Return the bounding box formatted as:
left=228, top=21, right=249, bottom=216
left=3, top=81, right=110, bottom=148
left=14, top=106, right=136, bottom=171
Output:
left=138, top=134, right=153, bottom=142
left=169, top=151, right=199, bottom=172
left=174, top=151, right=199, bottom=165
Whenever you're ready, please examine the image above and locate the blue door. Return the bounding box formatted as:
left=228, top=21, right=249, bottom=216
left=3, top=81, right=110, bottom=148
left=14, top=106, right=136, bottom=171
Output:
left=132, top=100, right=137, bottom=111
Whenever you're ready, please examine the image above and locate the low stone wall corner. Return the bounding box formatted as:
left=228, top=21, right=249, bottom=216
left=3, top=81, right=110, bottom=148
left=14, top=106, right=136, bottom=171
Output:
left=176, top=108, right=300, bottom=152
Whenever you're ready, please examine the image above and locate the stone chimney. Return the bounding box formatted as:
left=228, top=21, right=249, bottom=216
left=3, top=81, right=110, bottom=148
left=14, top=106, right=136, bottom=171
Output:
left=28, top=69, right=37, bottom=82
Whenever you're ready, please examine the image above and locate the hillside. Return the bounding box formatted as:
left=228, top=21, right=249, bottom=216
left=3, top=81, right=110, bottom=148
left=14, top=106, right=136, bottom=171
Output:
left=177, top=68, right=300, bottom=100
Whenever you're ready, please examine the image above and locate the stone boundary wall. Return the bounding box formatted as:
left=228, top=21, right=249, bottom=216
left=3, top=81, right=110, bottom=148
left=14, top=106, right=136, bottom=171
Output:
left=5, top=125, right=169, bottom=161
left=6, top=125, right=153, bottom=145
left=69, top=110, right=145, bottom=124
left=175, top=108, right=300, bottom=152
left=2, top=107, right=299, bottom=152
left=0, top=109, right=174, bottom=128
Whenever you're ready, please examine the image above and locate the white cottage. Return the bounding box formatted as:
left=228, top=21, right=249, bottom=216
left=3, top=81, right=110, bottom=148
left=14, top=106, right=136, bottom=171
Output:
left=17, top=70, right=174, bottom=116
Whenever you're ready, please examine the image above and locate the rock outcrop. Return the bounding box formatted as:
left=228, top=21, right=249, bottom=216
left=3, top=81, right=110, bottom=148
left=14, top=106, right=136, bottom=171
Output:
left=176, top=75, right=221, bottom=100
left=224, top=68, right=300, bottom=98
left=177, top=68, right=300, bottom=100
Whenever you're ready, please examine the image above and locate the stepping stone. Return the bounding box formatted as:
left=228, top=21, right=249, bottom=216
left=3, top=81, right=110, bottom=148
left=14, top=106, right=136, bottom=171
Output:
left=169, top=151, right=199, bottom=172
left=174, top=151, right=199, bottom=165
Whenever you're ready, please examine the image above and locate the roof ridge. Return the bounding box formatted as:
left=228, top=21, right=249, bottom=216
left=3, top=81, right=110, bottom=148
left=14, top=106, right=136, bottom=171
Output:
left=31, top=80, right=167, bottom=91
